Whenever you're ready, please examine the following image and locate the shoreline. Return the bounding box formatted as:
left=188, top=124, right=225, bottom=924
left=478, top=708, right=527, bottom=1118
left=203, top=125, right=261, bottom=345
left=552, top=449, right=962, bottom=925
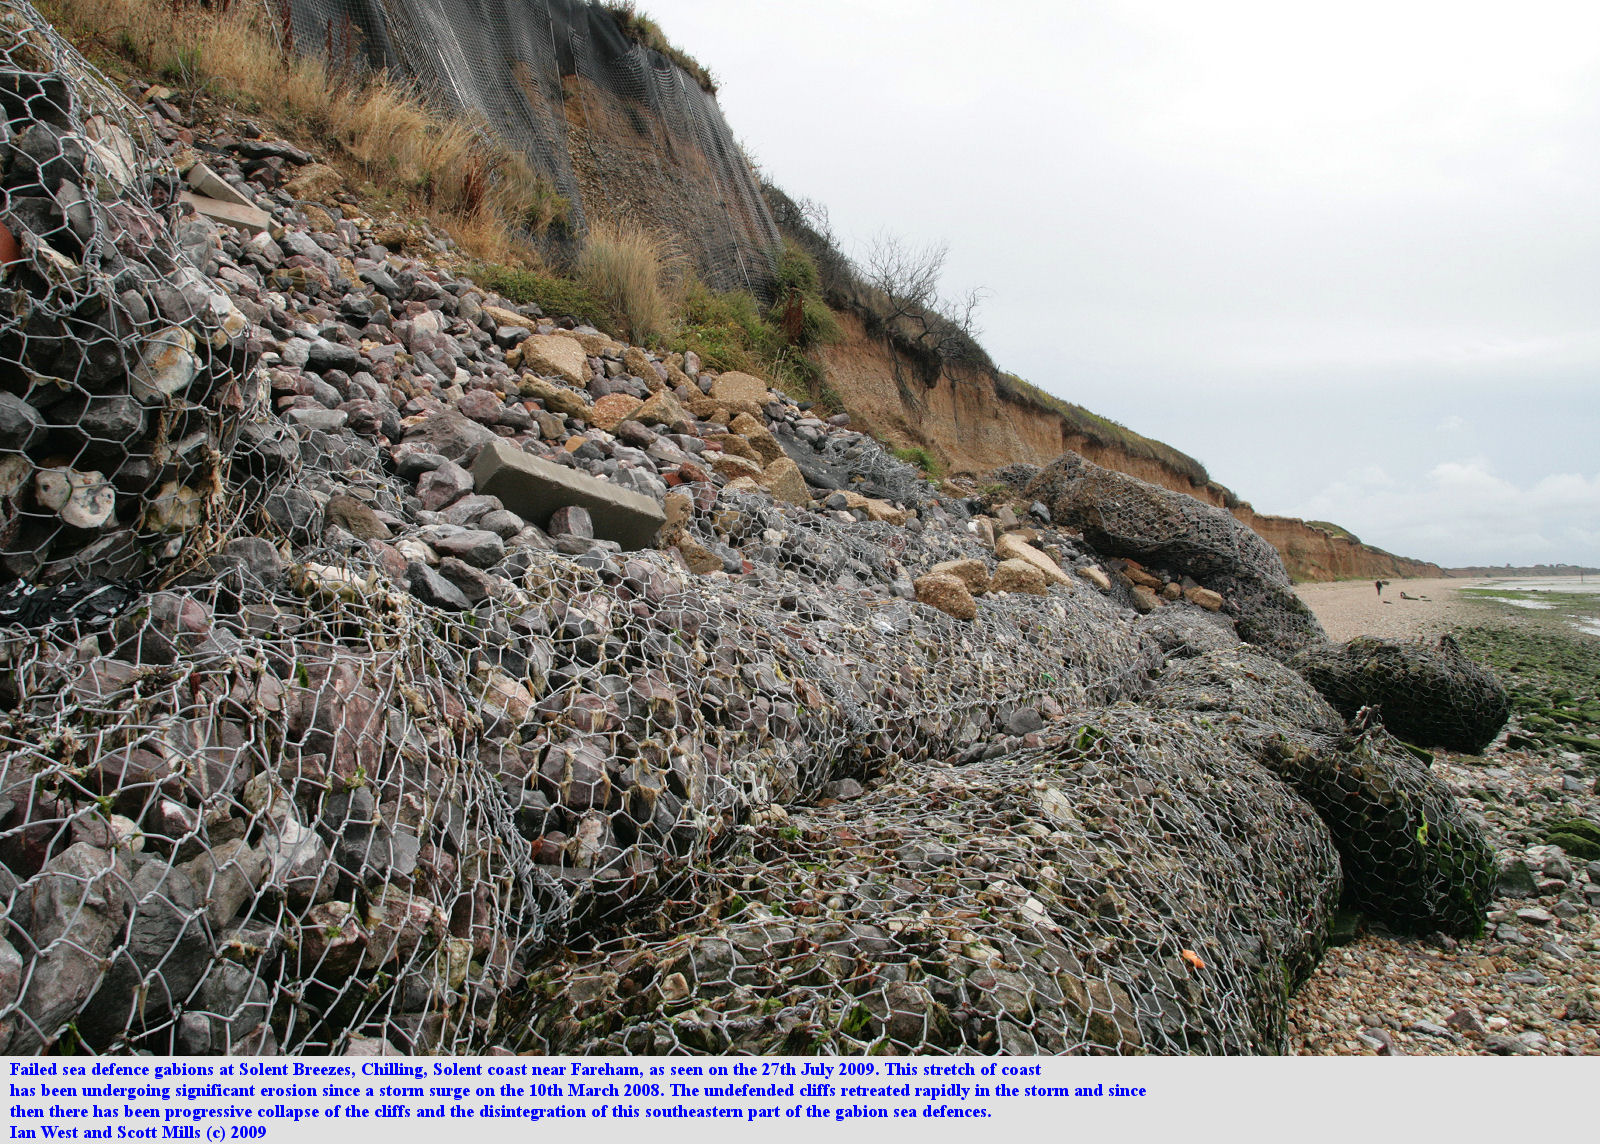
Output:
left=1286, top=575, right=1600, bottom=1055
left=1295, top=576, right=1600, bottom=644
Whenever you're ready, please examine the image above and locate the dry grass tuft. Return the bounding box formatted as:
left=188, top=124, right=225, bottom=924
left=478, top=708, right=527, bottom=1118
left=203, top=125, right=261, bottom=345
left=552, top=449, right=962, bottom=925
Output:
left=36, top=0, right=565, bottom=261
left=575, top=218, right=679, bottom=344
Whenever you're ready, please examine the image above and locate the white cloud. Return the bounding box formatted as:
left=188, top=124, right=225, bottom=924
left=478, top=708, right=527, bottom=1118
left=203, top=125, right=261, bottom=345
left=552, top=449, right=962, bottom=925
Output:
left=1295, top=459, right=1600, bottom=565
left=1436, top=415, right=1466, bottom=432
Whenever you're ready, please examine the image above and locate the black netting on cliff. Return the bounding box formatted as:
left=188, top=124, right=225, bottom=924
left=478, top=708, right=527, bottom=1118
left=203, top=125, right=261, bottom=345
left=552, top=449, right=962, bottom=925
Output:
left=1152, top=648, right=1495, bottom=936
left=271, top=0, right=779, bottom=294
left=0, top=6, right=258, bottom=590
left=1027, top=452, right=1326, bottom=659
left=1291, top=635, right=1512, bottom=755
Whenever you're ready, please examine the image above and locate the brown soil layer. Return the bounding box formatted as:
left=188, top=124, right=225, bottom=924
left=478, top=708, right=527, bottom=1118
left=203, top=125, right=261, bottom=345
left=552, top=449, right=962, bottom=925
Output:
left=820, top=316, right=1439, bottom=583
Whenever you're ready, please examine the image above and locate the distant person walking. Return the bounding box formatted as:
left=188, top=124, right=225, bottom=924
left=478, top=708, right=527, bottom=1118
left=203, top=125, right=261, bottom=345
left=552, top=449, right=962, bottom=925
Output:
left=1375, top=580, right=1384, bottom=597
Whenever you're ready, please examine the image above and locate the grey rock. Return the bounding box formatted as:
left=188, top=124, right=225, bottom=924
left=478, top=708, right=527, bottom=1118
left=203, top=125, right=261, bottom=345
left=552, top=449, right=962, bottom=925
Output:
left=438, top=493, right=502, bottom=527
left=477, top=509, right=525, bottom=539
left=1004, top=707, right=1045, bottom=736
left=417, top=460, right=474, bottom=511
left=11, top=844, right=128, bottom=1053
left=79, top=860, right=210, bottom=1043
left=304, top=337, right=360, bottom=372
left=402, top=409, right=496, bottom=465
left=0, top=392, right=45, bottom=451
left=223, top=536, right=283, bottom=583
left=175, top=962, right=271, bottom=1053
left=1495, top=859, right=1539, bottom=899
left=406, top=561, right=470, bottom=609
left=285, top=407, right=348, bottom=432
left=437, top=557, right=498, bottom=604
left=548, top=504, right=594, bottom=539
left=820, top=779, right=865, bottom=801
left=431, top=528, right=504, bottom=568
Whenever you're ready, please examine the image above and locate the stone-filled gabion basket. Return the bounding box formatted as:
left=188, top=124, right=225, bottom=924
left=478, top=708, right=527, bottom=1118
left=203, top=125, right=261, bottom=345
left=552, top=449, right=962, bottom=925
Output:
left=1, top=2, right=257, bottom=590
left=1292, top=634, right=1512, bottom=754
left=0, top=0, right=1506, bottom=1059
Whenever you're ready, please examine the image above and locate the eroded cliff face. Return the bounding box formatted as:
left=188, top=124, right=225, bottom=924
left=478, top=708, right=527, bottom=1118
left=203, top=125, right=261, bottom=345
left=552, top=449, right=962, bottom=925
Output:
left=821, top=317, right=1439, bottom=583
left=285, top=0, right=778, bottom=292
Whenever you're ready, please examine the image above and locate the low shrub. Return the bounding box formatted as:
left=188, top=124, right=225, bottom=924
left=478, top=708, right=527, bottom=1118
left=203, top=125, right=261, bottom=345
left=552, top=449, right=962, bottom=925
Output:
left=893, top=446, right=942, bottom=479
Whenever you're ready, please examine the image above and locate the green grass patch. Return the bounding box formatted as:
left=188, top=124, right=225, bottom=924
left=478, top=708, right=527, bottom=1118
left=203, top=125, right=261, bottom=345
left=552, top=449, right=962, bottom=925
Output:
left=469, top=263, right=612, bottom=331
left=601, top=1, right=718, bottom=93
left=892, top=445, right=942, bottom=479
left=670, top=275, right=843, bottom=412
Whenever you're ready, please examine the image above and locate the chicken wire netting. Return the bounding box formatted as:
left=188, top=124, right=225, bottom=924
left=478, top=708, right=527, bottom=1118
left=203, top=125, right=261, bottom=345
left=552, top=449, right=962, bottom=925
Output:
left=270, top=0, right=780, bottom=295
left=0, top=0, right=1500, bottom=1058
left=0, top=3, right=256, bottom=590
left=1291, top=634, right=1513, bottom=755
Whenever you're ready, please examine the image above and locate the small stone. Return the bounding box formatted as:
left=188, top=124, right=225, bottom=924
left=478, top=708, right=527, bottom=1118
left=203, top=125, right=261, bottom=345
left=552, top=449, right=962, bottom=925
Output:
left=633, top=388, right=691, bottom=432
left=406, top=561, right=470, bottom=609
left=430, top=529, right=504, bottom=568
left=914, top=572, right=977, bottom=621
left=930, top=558, right=990, bottom=595
left=991, top=557, right=1049, bottom=595
left=522, top=377, right=589, bottom=420
left=323, top=495, right=391, bottom=541
left=820, top=779, right=865, bottom=801
left=514, top=335, right=588, bottom=386
left=1004, top=707, right=1045, bottom=735
left=710, top=453, right=763, bottom=482
left=589, top=392, right=643, bottom=432
left=457, top=387, right=506, bottom=425
left=0, top=393, right=44, bottom=451
left=1077, top=564, right=1112, bottom=591
left=995, top=533, right=1072, bottom=585
left=759, top=457, right=810, bottom=505
left=1184, top=585, right=1225, bottom=611
left=1496, top=859, right=1539, bottom=899
left=417, top=461, right=474, bottom=511
left=1130, top=584, right=1162, bottom=613
left=130, top=326, right=198, bottom=400
left=708, top=371, right=769, bottom=414
left=548, top=505, right=594, bottom=539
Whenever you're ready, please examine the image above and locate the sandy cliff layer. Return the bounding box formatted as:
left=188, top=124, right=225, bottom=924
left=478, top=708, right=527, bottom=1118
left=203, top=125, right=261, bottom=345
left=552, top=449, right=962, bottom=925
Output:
left=821, top=317, right=1439, bottom=583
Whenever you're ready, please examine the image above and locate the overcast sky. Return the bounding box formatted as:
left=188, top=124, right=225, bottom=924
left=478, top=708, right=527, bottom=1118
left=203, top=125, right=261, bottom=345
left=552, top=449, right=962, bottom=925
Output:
left=639, top=0, right=1600, bottom=568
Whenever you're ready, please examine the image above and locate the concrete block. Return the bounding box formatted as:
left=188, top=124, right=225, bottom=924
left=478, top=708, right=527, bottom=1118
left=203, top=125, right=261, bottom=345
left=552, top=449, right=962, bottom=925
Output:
left=471, top=438, right=665, bottom=551
left=180, top=191, right=270, bottom=235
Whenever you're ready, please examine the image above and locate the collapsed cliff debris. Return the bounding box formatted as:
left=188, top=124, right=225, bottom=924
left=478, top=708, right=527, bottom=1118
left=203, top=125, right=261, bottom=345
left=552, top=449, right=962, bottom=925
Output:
left=0, top=1, right=1503, bottom=1056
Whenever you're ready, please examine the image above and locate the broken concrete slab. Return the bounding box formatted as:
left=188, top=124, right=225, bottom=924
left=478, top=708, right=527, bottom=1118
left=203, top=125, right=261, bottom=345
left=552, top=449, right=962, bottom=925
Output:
left=471, top=438, right=665, bottom=551
left=180, top=191, right=270, bottom=235
left=185, top=162, right=257, bottom=208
